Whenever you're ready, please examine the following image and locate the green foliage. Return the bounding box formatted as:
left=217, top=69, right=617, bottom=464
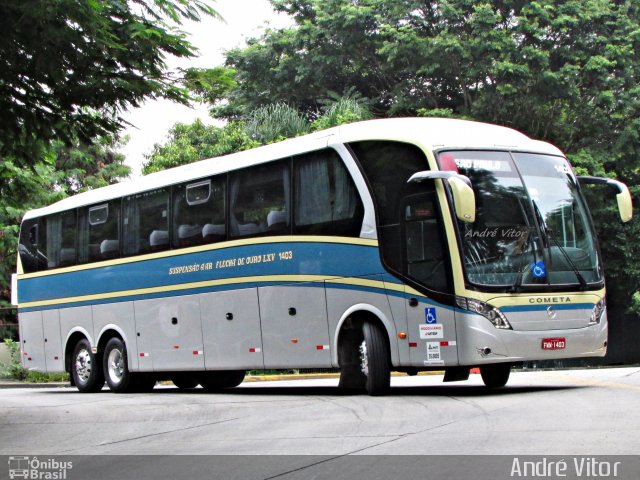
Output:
left=0, top=0, right=219, bottom=168
left=1, top=339, right=69, bottom=382
left=311, top=91, right=373, bottom=131
left=0, top=135, right=130, bottom=325
left=0, top=339, right=25, bottom=380
left=143, top=93, right=374, bottom=172
left=183, top=67, right=239, bottom=117
left=631, top=292, right=640, bottom=316
left=210, top=0, right=640, bottom=312
left=246, top=103, right=310, bottom=144
left=142, top=120, right=259, bottom=174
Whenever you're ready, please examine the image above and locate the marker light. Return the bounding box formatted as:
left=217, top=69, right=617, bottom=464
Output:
left=456, top=297, right=512, bottom=330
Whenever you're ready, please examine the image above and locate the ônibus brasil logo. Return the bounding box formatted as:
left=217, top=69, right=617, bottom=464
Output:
left=8, top=456, right=73, bottom=480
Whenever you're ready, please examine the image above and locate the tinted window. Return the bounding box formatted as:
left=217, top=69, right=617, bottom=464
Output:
left=404, top=194, right=450, bottom=292
left=78, top=200, right=121, bottom=263
left=230, top=161, right=290, bottom=237
left=44, top=210, right=77, bottom=269
left=349, top=141, right=429, bottom=226
left=293, top=149, right=363, bottom=236
left=173, top=177, right=226, bottom=247
left=123, top=188, right=170, bottom=256
left=18, top=218, right=46, bottom=273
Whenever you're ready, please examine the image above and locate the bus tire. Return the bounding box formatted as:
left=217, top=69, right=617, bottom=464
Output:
left=480, top=363, right=511, bottom=388
left=103, top=337, right=136, bottom=393
left=71, top=338, right=105, bottom=393
left=200, top=370, right=246, bottom=391
left=361, top=321, right=390, bottom=396
left=172, top=375, right=199, bottom=389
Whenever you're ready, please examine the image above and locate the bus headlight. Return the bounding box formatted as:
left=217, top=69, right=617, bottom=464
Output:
left=456, top=297, right=513, bottom=330
left=589, top=298, right=606, bottom=326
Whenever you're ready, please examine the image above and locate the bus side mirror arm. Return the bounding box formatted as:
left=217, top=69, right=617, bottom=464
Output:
left=408, top=171, right=476, bottom=223
left=578, top=176, right=633, bottom=223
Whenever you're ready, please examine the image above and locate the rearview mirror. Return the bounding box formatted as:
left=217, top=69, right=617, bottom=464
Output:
left=408, top=171, right=476, bottom=222
left=578, top=176, right=633, bottom=223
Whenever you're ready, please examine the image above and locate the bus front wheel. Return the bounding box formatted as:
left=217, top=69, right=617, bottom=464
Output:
left=360, top=321, right=391, bottom=396
left=71, top=338, right=105, bottom=393
left=480, top=363, right=511, bottom=388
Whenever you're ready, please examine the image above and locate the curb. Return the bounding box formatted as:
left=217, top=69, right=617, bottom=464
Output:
left=0, top=381, right=69, bottom=389
left=0, top=371, right=447, bottom=389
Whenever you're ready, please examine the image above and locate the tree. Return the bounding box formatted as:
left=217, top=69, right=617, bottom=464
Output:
left=142, top=93, right=373, bottom=173
left=0, top=136, right=131, bottom=331
left=214, top=0, right=640, bottom=313
left=183, top=67, right=239, bottom=118
left=0, top=0, right=219, bottom=168
left=1, top=0, right=220, bottom=326
left=142, top=120, right=259, bottom=174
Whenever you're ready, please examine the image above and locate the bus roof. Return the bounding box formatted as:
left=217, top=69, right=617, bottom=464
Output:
left=24, top=117, right=563, bottom=220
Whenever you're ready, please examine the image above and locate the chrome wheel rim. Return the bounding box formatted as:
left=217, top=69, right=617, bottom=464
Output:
left=74, top=349, right=92, bottom=384
left=359, top=340, right=369, bottom=376
left=107, top=348, right=124, bottom=385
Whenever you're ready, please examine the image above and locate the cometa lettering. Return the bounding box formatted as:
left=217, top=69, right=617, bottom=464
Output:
left=529, top=297, right=571, bottom=304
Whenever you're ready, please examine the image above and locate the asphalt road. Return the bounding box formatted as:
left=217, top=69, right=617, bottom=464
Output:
left=1, top=367, right=639, bottom=458
left=2, top=368, right=640, bottom=479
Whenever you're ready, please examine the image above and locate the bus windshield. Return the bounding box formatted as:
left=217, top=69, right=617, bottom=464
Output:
left=439, top=151, right=603, bottom=289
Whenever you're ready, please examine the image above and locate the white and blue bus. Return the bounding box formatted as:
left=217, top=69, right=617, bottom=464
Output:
left=12, top=118, right=632, bottom=395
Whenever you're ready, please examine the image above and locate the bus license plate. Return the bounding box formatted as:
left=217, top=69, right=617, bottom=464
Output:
left=542, top=338, right=566, bottom=350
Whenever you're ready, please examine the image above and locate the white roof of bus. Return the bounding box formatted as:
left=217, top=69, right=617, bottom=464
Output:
left=24, top=117, right=563, bottom=219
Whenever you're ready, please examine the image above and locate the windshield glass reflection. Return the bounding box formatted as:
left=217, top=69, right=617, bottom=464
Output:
left=438, top=151, right=602, bottom=289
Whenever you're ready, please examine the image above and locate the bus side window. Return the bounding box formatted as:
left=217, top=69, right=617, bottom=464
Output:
left=122, top=188, right=170, bottom=256
left=229, top=161, right=290, bottom=238
left=293, top=149, right=363, bottom=237
left=78, top=200, right=121, bottom=264
left=44, top=210, right=77, bottom=269
left=18, top=218, right=47, bottom=273
left=172, top=177, right=226, bottom=248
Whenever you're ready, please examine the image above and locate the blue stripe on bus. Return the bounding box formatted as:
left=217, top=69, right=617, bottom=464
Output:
left=18, top=276, right=459, bottom=314
left=500, top=303, right=594, bottom=312
left=18, top=241, right=388, bottom=304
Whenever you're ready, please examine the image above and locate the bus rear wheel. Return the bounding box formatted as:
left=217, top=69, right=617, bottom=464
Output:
left=200, top=371, right=246, bottom=391
left=103, top=337, right=155, bottom=393
left=71, top=338, right=105, bottom=393
left=172, top=375, right=199, bottom=389
left=480, top=363, right=511, bottom=388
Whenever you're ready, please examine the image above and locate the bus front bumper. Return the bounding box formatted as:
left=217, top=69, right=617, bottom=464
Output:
left=455, top=312, right=608, bottom=366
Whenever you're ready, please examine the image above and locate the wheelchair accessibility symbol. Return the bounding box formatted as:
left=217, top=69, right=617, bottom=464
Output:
left=425, top=307, right=437, bottom=324
left=531, top=261, right=546, bottom=279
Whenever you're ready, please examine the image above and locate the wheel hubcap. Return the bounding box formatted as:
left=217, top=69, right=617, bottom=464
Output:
left=75, top=349, right=92, bottom=384
left=107, top=348, right=124, bottom=384
left=359, top=340, right=369, bottom=376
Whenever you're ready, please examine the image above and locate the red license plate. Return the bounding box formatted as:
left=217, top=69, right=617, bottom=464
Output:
left=542, top=338, right=566, bottom=350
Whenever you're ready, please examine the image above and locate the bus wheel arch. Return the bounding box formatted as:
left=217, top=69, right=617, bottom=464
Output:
left=336, top=310, right=392, bottom=395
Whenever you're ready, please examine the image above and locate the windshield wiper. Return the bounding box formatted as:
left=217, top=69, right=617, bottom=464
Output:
left=532, top=201, right=588, bottom=290
left=545, top=228, right=588, bottom=289
left=509, top=199, right=540, bottom=293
